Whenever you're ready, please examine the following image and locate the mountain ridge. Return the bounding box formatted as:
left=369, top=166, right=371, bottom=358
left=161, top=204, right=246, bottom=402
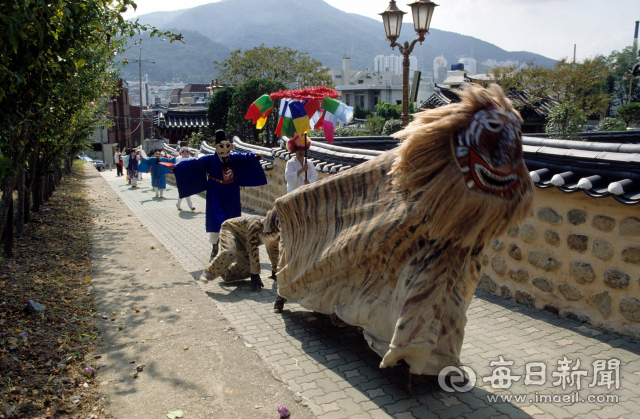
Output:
left=121, top=0, right=555, bottom=83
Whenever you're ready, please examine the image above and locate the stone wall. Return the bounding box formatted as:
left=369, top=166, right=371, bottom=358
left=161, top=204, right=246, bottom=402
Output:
left=479, top=187, right=640, bottom=339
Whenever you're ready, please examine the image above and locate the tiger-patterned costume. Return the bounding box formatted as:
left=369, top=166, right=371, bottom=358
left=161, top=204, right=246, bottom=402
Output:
left=200, top=211, right=280, bottom=284
left=275, top=84, right=534, bottom=375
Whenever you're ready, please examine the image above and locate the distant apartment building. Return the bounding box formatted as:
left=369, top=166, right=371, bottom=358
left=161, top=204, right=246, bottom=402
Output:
left=374, top=54, right=418, bottom=76
left=433, top=55, right=448, bottom=84
left=328, top=57, right=403, bottom=112
left=169, top=84, right=210, bottom=105
left=458, top=57, right=477, bottom=76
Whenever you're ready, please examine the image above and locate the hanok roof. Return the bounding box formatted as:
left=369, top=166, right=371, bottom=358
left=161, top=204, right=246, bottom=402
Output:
left=196, top=131, right=640, bottom=205
left=156, top=109, right=208, bottom=129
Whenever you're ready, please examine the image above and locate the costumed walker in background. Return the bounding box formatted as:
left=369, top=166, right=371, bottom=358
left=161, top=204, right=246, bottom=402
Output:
left=121, top=148, right=139, bottom=188
left=175, top=145, right=195, bottom=211
left=274, top=84, right=534, bottom=375
left=284, top=133, right=318, bottom=193
left=173, top=130, right=267, bottom=260
left=200, top=209, right=281, bottom=291
left=139, top=147, right=175, bottom=198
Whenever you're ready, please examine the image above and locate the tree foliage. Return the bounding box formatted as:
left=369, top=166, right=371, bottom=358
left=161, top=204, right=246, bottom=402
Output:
left=606, top=45, right=640, bottom=106
left=225, top=79, right=286, bottom=147
left=594, top=117, right=626, bottom=132
left=214, top=45, right=333, bottom=89
left=545, top=102, right=587, bottom=140
left=491, top=57, right=611, bottom=115
left=615, top=103, right=640, bottom=127
left=208, top=86, right=236, bottom=134
left=374, top=101, right=416, bottom=122
left=0, top=0, right=181, bottom=254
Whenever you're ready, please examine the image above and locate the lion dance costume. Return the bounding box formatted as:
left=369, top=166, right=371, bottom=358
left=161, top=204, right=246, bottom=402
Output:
left=275, top=84, right=534, bottom=375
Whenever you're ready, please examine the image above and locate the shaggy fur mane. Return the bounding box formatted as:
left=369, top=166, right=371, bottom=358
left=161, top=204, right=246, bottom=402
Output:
left=390, top=83, right=534, bottom=248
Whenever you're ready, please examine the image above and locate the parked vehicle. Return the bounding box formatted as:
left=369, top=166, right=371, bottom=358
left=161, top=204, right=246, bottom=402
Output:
left=77, top=155, right=106, bottom=171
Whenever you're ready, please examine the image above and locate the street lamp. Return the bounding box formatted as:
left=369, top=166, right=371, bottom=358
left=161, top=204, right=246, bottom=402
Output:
left=380, top=0, right=438, bottom=127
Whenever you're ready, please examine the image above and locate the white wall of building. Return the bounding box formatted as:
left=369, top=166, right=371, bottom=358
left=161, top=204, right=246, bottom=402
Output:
left=433, top=55, right=448, bottom=84
left=458, top=57, right=477, bottom=76
left=374, top=54, right=418, bottom=75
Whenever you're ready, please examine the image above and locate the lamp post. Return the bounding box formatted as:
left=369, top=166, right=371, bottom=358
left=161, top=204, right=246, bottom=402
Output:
left=380, top=0, right=438, bottom=127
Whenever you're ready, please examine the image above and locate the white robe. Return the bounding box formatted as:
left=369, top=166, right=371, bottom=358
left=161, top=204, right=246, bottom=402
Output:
left=285, top=156, right=318, bottom=193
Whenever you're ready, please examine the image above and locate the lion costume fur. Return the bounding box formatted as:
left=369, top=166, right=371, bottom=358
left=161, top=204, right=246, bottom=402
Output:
left=275, top=84, right=534, bottom=375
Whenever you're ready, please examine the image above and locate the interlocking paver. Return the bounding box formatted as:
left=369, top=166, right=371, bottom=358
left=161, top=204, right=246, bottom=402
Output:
left=98, top=169, right=640, bottom=419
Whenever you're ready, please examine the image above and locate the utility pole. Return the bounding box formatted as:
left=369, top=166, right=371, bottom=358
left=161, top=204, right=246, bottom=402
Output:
left=131, top=47, right=155, bottom=146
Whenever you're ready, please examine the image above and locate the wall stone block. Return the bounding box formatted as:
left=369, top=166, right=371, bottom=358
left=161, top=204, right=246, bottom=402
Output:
left=621, top=246, right=640, bottom=265
left=558, top=283, right=583, bottom=301
left=528, top=251, right=562, bottom=271
left=591, top=215, right=616, bottom=232
left=598, top=324, right=616, bottom=334
left=569, top=262, right=595, bottom=284
left=543, top=304, right=559, bottom=315
left=603, top=269, right=631, bottom=290
left=567, top=209, right=587, bottom=226
left=620, top=217, right=640, bottom=236
left=508, top=243, right=523, bottom=261
left=482, top=253, right=489, bottom=266
left=515, top=290, right=536, bottom=307
left=508, top=267, right=530, bottom=283
left=478, top=272, right=497, bottom=293
left=567, top=234, right=589, bottom=253
left=537, top=207, right=563, bottom=224
left=589, top=291, right=612, bottom=315
left=621, top=325, right=640, bottom=341
left=507, top=225, right=520, bottom=237
left=564, top=310, right=590, bottom=324
left=619, top=296, right=640, bottom=322
left=491, top=254, right=506, bottom=275
left=592, top=238, right=614, bottom=260
left=490, top=239, right=504, bottom=251
left=521, top=224, right=538, bottom=243
left=544, top=229, right=560, bottom=247
left=498, top=285, right=512, bottom=300
left=532, top=277, right=553, bottom=292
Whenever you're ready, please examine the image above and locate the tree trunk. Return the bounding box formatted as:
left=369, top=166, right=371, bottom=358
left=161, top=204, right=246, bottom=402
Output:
left=24, top=151, right=38, bottom=224
left=32, top=162, right=42, bottom=213
left=0, top=172, right=18, bottom=250
left=14, top=165, right=25, bottom=235
left=2, top=193, right=14, bottom=258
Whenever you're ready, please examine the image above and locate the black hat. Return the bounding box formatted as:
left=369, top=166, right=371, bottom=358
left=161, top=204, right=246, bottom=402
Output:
left=214, top=130, right=227, bottom=144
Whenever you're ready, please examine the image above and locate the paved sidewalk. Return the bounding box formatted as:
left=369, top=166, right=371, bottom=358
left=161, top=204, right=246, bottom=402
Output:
left=97, top=168, right=640, bottom=419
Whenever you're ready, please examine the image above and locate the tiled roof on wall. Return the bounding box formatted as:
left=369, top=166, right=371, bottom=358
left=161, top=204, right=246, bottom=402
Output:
left=195, top=133, right=640, bottom=205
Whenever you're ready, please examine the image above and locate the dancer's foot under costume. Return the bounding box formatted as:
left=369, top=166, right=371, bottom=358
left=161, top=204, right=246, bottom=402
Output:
left=274, top=84, right=534, bottom=375
left=200, top=210, right=280, bottom=291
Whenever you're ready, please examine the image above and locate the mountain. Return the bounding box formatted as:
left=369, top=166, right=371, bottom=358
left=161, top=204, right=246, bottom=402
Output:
left=129, top=0, right=556, bottom=83
left=117, top=30, right=230, bottom=84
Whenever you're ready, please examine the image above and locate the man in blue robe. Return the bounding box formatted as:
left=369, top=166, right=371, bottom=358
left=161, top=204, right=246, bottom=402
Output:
left=173, top=130, right=267, bottom=259
left=139, top=148, right=175, bottom=198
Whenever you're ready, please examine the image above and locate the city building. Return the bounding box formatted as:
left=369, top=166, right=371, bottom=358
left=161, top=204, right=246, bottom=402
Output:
left=458, top=57, right=477, bottom=76
left=107, top=79, right=133, bottom=149
left=374, top=54, right=418, bottom=76
left=433, top=55, right=448, bottom=84
left=169, top=84, right=210, bottom=105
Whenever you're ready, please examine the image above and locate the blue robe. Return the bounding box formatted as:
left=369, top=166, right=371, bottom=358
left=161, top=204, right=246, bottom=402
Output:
left=139, top=157, right=175, bottom=189
left=126, top=155, right=139, bottom=178
left=173, top=152, right=266, bottom=233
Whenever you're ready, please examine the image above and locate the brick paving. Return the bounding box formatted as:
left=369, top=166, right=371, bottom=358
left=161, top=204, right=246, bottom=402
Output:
left=98, top=169, right=639, bottom=419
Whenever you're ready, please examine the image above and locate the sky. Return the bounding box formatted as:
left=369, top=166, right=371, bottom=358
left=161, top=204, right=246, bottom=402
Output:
left=124, top=0, right=640, bottom=61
